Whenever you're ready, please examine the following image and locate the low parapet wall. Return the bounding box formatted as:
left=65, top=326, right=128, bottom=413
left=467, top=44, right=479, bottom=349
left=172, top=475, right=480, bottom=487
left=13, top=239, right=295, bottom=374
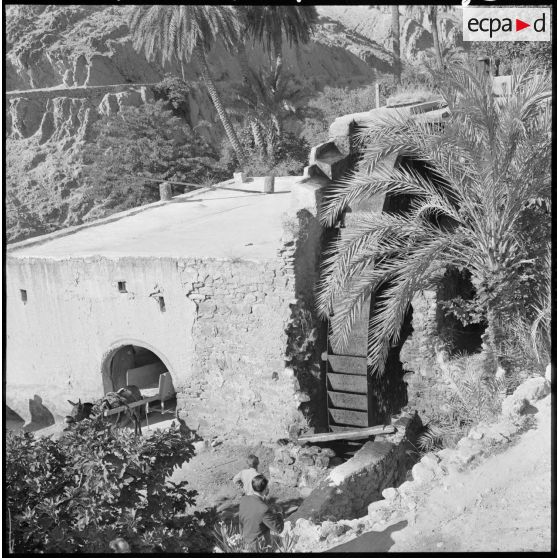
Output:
left=287, top=412, right=422, bottom=523
left=6, top=83, right=156, bottom=102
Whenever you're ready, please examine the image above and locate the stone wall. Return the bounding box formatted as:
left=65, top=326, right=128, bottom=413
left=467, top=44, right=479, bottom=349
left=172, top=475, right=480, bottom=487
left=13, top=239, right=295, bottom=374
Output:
left=269, top=443, right=338, bottom=495
left=287, top=412, right=422, bottom=524
left=6, top=179, right=328, bottom=441
left=399, top=290, right=441, bottom=378
left=6, top=253, right=310, bottom=441
left=176, top=257, right=305, bottom=442
left=6, top=255, right=197, bottom=425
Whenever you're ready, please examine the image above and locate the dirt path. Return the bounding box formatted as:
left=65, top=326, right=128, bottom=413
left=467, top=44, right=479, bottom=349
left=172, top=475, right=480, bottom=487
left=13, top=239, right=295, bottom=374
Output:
left=331, top=394, right=552, bottom=553
left=169, top=441, right=302, bottom=520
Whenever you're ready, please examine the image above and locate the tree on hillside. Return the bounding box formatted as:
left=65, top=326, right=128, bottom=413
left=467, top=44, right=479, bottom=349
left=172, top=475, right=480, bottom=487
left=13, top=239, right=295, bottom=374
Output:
left=429, top=7, right=443, bottom=69
left=391, top=6, right=401, bottom=84
left=405, top=6, right=453, bottom=69
left=238, top=6, right=319, bottom=76
left=82, top=102, right=226, bottom=213
left=230, top=66, right=307, bottom=160
left=130, top=5, right=247, bottom=164
left=316, top=61, right=551, bottom=377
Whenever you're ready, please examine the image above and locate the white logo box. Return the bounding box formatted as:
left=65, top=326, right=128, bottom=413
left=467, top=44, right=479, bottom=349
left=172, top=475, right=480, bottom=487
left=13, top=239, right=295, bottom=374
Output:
left=462, top=7, right=551, bottom=42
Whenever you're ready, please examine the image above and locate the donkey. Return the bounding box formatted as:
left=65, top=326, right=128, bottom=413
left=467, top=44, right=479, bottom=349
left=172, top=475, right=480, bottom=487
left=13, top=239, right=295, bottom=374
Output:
left=66, top=385, right=144, bottom=435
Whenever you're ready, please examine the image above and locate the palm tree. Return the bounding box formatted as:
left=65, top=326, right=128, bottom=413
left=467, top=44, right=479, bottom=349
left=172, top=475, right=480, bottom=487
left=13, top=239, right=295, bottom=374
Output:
left=391, top=6, right=401, bottom=84
left=429, top=7, right=443, bottom=69
left=240, top=6, right=319, bottom=76
left=316, top=61, right=551, bottom=377
left=130, top=5, right=247, bottom=164
left=404, top=6, right=453, bottom=69
left=230, top=66, right=305, bottom=159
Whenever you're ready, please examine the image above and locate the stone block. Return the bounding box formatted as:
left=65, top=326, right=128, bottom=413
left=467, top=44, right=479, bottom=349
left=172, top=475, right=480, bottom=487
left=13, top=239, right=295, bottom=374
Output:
left=381, top=487, right=399, bottom=501
left=298, top=454, right=315, bottom=467
left=269, top=463, right=301, bottom=487
left=233, top=171, right=247, bottom=183
left=298, top=466, right=326, bottom=489
left=411, top=462, right=435, bottom=484
left=468, top=427, right=484, bottom=440
left=420, top=452, right=441, bottom=469
left=321, top=447, right=336, bottom=458
left=437, top=448, right=459, bottom=463
left=512, top=377, right=550, bottom=404
left=455, top=447, right=479, bottom=464
left=396, top=481, right=414, bottom=495
left=314, top=455, right=330, bottom=469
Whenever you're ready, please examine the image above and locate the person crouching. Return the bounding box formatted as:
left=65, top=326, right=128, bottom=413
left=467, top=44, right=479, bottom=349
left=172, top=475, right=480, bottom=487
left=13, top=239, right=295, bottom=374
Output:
left=238, top=475, right=283, bottom=548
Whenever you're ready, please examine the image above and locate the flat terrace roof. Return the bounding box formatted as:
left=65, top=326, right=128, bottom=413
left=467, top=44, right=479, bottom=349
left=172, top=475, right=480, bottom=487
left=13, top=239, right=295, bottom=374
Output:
left=8, top=176, right=302, bottom=261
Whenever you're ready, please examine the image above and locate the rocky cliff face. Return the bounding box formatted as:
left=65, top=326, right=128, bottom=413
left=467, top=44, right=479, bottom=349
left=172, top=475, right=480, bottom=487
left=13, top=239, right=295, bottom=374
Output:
left=6, top=5, right=461, bottom=242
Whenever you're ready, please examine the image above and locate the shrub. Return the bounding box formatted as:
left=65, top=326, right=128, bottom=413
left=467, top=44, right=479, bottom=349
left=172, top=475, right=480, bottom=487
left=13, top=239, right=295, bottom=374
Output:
left=219, top=128, right=309, bottom=177
left=213, top=520, right=297, bottom=553
left=6, top=418, right=215, bottom=553
left=413, top=354, right=512, bottom=452
left=152, top=74, right=192, bottom=121
left=81, top=101, right=229, bottom=217
left=300, top=84, right=377, bottom=146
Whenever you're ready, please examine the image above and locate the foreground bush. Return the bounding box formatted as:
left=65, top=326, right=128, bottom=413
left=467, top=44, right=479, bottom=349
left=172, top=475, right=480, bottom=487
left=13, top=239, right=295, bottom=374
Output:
left=415, top=354, right=513, bottom=453
left=213, top=520, right=297, bottom=553
left=6, top=418, right=215, bottom=553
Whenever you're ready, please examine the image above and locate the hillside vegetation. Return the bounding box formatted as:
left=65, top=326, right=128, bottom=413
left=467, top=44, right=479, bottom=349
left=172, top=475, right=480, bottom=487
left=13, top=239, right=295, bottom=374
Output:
left=6, top=5, right=462, bottom=242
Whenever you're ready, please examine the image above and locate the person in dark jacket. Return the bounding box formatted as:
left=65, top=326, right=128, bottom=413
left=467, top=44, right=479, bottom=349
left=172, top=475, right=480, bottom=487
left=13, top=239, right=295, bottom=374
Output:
left=238, top=475, right=284, bottom=547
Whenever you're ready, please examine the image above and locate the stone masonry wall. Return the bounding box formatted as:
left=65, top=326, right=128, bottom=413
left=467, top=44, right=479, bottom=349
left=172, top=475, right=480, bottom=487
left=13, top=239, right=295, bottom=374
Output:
left=176, top=257, right=306, bottom=442
left=6, top=253, right=315, bottom=442
left=287, top=411, right=422, bottom=524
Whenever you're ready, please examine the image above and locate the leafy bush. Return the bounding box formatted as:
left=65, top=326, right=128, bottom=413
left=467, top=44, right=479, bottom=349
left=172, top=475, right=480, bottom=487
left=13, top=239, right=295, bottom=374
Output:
left=6, top=418, right=216, bottom=553
left=300, top=84, right=378, bottom=146
left=152, top=74, right=192, bottom=121
left=468, top=41, right=552, bottom=74
left=220, top=127, right=309, bottom=177
left=213, top=520, right=297, bottom=553
left=81, top=101, right=229, bottom=217
left=413, top=354, right=512, bottom=452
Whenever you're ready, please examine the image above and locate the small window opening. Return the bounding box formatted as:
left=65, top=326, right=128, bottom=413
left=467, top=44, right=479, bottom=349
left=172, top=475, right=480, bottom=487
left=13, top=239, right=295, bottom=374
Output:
left=158, top=296, right=166, bottom=312
left=20, top=289, right=27, bottom=303
left=118, top=281, right=127, bottom=293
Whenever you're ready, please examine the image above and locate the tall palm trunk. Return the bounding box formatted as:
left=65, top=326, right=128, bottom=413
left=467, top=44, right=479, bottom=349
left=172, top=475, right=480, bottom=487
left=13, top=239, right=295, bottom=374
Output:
left=195, top=49, right=247, bottom=164
left=273, top=34, right=283, bottom=77
left=482, top=303, right=504, bottom=376
left=430, top=7, right=443, bottom=69
left=391, top=6, right=401, bottom=84
left=250, top=119, right=265, bottom=156
left=237, top=42, right=251, bottom=86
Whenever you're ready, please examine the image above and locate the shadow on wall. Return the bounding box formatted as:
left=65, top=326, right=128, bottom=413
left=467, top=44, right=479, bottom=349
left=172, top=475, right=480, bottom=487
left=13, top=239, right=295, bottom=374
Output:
left=327, top=520, right=408, bottom=553
left=24, top=395, right=55, bottom=431
left=284, top=208, right=328, bottom=436
left=6, top=404, right=26, bottom=431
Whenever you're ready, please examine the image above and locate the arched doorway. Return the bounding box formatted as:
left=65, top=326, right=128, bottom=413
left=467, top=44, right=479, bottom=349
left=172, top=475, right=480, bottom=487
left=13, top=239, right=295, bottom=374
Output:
left=101, top=342, right=171, bottom=394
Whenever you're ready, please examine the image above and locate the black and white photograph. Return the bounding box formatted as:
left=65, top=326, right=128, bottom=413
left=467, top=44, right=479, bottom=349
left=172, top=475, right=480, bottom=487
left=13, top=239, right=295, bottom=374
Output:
left=4, top=2, right=554, bottom=553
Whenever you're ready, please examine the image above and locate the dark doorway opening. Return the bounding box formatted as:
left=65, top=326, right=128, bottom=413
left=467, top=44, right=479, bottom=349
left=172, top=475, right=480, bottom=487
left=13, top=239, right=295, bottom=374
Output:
left=106, top=345, right=168, bottom=392
left=436, top=267, right=485, bottom=356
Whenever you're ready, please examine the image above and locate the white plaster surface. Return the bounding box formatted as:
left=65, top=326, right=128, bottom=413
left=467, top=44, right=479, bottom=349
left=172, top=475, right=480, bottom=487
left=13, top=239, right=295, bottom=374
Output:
left=9, top=177, right=300, bottom=261
left=6, top=174, right=326, bottom=439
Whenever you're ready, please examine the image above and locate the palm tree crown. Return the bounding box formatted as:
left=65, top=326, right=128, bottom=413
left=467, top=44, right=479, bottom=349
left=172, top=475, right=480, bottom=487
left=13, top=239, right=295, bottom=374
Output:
left=130, top=6, right=246, bottom=163
left=238, top=6, right=318, bottom=74
left=317, top=61, right=551, bottom=376
left=130, top=5, right=240, bottom=66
